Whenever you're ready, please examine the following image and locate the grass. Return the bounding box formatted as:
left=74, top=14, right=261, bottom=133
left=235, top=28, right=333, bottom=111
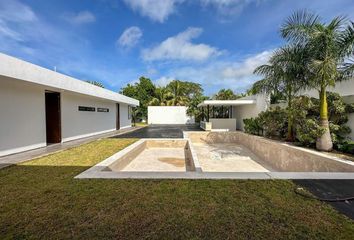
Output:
left=1, top=138, right=354, bottom=239
left=134, top=122, right=148, bottom=127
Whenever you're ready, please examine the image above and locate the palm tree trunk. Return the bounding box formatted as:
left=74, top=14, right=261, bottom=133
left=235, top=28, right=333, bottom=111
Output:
left=286, top=93, right=294, bottom=141
left=316, top=85, right=333, bottom=151
left=284, top=85, right=294, bottom=141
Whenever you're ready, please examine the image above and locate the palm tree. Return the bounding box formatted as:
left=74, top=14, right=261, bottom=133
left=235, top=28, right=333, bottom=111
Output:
left=86, top=80, right=105, bottom=88
left=281, top=10, right=354, bottom=151
left=213, top=88, right=242, bottom=100
left=148, top=87, right=172, bottom=106
left=253, top=44, right=310, bottom=141
left=166, top=80, right=188, bottom=106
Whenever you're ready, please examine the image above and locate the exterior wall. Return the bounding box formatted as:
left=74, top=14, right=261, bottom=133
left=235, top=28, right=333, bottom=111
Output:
left=0, top=53, right=139, bottom=106
left=61, top=92, right=118, bottom=142
left=148, top=106, right=195, bottom=124
left=232, top=94, right=270, bottom=131
left=209, top=118, right=237, bottom=131
left=0, top=77, right=133, bottom=156
left=119, top=103, right=131, bottom=129
left=0, top=77, right=46, bottom=156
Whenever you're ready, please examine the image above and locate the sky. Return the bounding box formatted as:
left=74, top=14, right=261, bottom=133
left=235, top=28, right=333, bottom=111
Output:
left=1, top=0, right=354, bottom=96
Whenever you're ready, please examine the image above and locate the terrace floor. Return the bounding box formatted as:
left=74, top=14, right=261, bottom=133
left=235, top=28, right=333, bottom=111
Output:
left=112, top=124, right=202, bottom=139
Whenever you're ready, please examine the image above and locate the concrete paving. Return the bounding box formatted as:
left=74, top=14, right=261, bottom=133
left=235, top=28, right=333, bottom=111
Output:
left=112, top=124, right=202, bottom=139
left=192, top=143, right=271, bottom=172
left=0, top=126, right=143, bottom=169
left=122, top=148, right=186, bottom=172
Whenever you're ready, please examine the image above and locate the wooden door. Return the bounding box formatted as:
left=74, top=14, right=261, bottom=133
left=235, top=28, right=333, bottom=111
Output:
left=45, top=91, right=61, bottom=143
left=116, top=103, right=120, bottom=130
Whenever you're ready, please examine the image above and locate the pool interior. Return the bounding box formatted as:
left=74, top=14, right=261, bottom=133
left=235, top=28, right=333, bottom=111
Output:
left=77, top=132, right=354, bottom=179
left=192, top=142, right=274, bottom=172
left=106, top=139, right=196, bottom=172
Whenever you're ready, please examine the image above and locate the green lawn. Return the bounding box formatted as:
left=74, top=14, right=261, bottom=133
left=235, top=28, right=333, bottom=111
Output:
left=0, top=138, right=353, bottom=239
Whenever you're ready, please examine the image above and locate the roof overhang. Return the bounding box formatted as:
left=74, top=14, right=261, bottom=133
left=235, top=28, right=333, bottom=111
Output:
left=0, top=53, right=139, bottom=106
left=198, top=99, right=256, bottom=107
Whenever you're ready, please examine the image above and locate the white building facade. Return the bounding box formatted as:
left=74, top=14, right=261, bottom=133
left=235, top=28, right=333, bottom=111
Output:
left=0, top=53, right=139, bottom=157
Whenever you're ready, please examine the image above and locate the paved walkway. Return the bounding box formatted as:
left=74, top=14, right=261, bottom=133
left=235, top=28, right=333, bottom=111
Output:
left=294, top=179, right=354, bottom=220
left=0, top=126, right=143, bottom=169
left=113, top=124, right=202, bottom=138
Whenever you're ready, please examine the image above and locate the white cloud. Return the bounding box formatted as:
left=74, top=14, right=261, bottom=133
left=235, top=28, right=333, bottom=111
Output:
left=156, top=50, right=272, bottom=93
left=200, top=0, right=263, bottom=17
left=117, top=26, right=143, bottom=48
left=0, top=0, right=37, bottom=42
left=155, top=76, right=174, bottom=86
left=0, top=0, right=37, bottom=23
left=142, top=27, right=221, bottom=61
left=63, top=11, right=96, bottom=25
left=123, top=0, right=183, bottom=23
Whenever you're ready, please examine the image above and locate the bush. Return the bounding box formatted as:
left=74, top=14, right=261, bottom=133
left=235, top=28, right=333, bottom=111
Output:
left=243, top=118, right=263, bottom=136
left=337, top=141, right=354, bottom=155
left=244, top=92, right=353, bottom=152
left=258, top=107, right=287, bottom=138
left=243, top=107, right=287, bottom=139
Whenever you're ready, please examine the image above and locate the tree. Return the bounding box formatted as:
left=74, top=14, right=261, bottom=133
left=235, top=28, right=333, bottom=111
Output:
left=213, top=88, right=242, bottom=100
left=86, top=80, right=105, bottom=88
left=281, top=10, right=354, bottom=151
left=166, top=80, right=189, bottom=106
left=148, top=87, right=172, bottom=106
left=252, top=44, right=310, bottom=141
left=120, top=76, right=155, bottom=121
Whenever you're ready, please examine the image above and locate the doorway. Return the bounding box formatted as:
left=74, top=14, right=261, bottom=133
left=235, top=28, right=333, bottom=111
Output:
left=45, top=91, right=61, bottom=144
left=116, top=103, right=120, bottom=130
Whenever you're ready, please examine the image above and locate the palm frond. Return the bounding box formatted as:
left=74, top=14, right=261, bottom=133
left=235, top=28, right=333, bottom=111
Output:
left=280, top=9, right=320, bottom=43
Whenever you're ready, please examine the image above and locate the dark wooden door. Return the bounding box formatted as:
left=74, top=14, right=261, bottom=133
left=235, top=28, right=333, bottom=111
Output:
left=116, top=103, right=120, bottom=130
left=45, top=92, right=61, bottom=143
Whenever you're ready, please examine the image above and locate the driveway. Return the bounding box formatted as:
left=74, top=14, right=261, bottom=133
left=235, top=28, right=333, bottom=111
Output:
left=112, top=124, right=202, bottom=139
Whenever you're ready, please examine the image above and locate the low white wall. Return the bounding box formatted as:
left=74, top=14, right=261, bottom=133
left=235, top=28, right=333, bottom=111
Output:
left=148, top=106, right=195, bottom=124
left=0, top=77, right=46, bottom=156
left=233, top=94, right=270, bottom=131
left=209, top=118, right=237, bottom=131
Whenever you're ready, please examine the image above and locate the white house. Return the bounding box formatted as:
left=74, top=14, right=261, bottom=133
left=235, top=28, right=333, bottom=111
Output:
left=198, top=94, right=270, bottom=131
left=0, top=53, right=139, bottom=157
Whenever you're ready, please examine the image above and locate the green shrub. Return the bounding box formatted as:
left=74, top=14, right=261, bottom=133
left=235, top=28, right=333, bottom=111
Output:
left=244, top=92, right=352, bottom=152
left=295, top=119, right=326, bottom=147
left=243, top=118, right=263, bottom=136
left=337, top=141, right=354, bottom=155
left=243, top=107, right=287, bottom=139
left=258, top=107, right=287, bottom=138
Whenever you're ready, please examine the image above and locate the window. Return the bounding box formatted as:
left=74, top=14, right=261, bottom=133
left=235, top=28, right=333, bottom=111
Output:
left=128, top=106, right=132, bottom=119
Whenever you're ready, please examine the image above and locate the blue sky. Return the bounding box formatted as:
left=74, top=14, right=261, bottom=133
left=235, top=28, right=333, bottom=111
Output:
left=1, top=0, right=354, bottom=96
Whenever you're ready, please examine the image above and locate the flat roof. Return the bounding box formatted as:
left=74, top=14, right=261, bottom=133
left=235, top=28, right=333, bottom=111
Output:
left=0, top=53, right=139, bottom=106
left=198, top=99, right=256, bottom=107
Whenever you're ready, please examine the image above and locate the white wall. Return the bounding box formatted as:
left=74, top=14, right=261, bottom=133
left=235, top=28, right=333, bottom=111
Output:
left=61, top=92, right=118, bottom=142
left=233, top=94, right=270, bottom=131
left=209, top=118, right=237, bottom=131
left=119, top=103, right=131, bottom=129
left=0, top=77, right=46, bottom=156
left=148, top=106, right=195, bottom=124
left=0, top=77, right=133, bottom=156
